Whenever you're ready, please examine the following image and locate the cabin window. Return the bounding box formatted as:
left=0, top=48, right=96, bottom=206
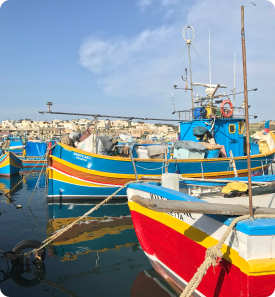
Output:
left=238, top=122, right=245, bottom=135
left=229, top=124, right=236, bottom=134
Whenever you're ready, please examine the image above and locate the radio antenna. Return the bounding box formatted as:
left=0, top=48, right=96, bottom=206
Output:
left=171, top=91, right=176, bottom=114
left=182, top=25, right=197, bottom=117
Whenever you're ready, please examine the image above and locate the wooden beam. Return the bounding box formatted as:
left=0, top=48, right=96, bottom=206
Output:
left=131, top=195, right=275, bottom=216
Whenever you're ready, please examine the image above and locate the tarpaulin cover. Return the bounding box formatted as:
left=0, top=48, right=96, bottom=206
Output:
left=98, top=136, right=118, bottom=152
left=69, top=132, right=81, bottom=143
left=193, top=126, right=208, bottom=137
left=147, top=145, right=168, bottom=157
left=26, top=142, right=47, bottom=157
left=174, top=140, right=208, bottom=152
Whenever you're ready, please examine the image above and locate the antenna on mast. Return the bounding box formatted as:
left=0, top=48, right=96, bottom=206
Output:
left=182, top=25, right=197, bottom=117
left=171, top=91, right=176, bottom=114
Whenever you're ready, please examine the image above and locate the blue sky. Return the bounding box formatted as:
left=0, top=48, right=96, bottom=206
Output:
left=0, top=0, right=274, bottom=123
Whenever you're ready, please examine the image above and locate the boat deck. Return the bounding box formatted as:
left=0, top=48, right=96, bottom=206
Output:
left=201, top=193, right=275, bottom=208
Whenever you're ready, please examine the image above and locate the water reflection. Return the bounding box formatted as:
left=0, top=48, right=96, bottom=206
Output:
left=0, top=173, right=171, bottom=296
left=46, top=200, right=138, bottom=261
left=131, top=268, right=181, bottom=297
left=0, top=174, right=23, bottom=197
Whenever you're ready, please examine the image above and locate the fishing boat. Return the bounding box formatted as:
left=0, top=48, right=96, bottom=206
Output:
left=19, top=141, right=48, bottom=171
left=2, top=137, right=25, bottom=155
left=0, top=152, right=23, bottom=176
left=126, top=178, right=275, bottom=297
left=126, top=8, right=275, bottom=295
left=2, top=137, right=49, bottom=170
left=44, top=20, right=275, bottom=200
left=46, top=128, right=275, bottom=199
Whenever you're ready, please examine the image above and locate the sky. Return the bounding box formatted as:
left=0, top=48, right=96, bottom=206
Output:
left=0, top=0, right=274, bottom=123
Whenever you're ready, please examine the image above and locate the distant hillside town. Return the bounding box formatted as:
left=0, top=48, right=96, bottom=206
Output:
left=0, top=118, right=179, bottom=140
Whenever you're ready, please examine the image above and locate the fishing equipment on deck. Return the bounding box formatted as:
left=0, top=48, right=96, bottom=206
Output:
left=59, top=135, right=75, bottom=147
left=147, top=145, right=168, bottom=159
left=174, top=140, right=207, bottom=159
left=222, top=182, right=248, bottom=194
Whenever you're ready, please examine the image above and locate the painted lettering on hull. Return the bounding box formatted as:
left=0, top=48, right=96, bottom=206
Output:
left=149, top=193, right=195, bottom=221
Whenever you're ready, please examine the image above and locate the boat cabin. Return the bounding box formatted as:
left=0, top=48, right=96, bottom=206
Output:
left=180, top=118, right=246, bottom=157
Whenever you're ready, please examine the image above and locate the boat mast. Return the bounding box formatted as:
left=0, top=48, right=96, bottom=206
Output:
left=241, top=6, right=253, bottom=218
left=234, top=52, right=236, bottom=107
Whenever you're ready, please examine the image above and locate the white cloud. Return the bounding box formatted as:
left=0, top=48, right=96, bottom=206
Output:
left=79, top=0, right=275, bottom=120
left=136, top=0, right=154, bottom=11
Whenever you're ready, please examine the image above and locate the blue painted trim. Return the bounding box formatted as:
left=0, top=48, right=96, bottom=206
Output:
left=128, top=183, right=275, bottom=236
left=48, top=179, right=127, bottom=197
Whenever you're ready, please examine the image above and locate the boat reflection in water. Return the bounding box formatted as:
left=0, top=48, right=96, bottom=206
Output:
left=131, top=268, right=183, bottom=297
left=0, top=174, right=23, bottom=199
left=46, top=200, right=139, bottom=261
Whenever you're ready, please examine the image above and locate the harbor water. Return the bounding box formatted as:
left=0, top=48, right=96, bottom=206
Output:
left=0, top=172, right=178, bottom=297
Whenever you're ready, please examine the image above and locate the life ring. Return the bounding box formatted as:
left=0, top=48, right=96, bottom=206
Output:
left=220, top=99, right=233, bottom=118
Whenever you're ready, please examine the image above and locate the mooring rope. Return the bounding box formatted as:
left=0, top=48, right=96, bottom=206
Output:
left=27, top=159, right=47, bottom=207
left=28, top=180, right=153, bottom=256
left=180, top=214, right=275, bottom=297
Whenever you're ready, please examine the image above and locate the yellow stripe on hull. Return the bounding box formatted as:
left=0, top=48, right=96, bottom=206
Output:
left=128, top=201, right=275, bottom=276
left=48, top=167, right=108, bottom=188
left=51, top=154, right=270, bottom=180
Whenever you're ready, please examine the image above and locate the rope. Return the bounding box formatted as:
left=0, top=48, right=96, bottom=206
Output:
left=135, top=164, right=165, bottom=171
left=180, top=214, right=275, bottom=297
left=28, top=180, right=152, bottom=255
left=27, top=159, right=47, bottom=207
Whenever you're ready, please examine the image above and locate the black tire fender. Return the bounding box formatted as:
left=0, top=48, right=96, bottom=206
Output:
left=12, top=240, right=46, bottom=262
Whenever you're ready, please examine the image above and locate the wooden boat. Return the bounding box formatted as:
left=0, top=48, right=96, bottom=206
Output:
left=2, top=137, right=25, bottom=155
left=127, top=181, right=275, bottom=297
left=47, top=132, right=275, bottom=199
left=19, top=156, right=46, bottom=171
left=0, top=152, right=23, bottom=176
left=46, top=21, right=275, bottom=200
left=18, top=141, right=48, bottom=171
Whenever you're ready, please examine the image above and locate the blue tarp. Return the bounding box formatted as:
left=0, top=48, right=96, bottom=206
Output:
left=26, top=142, right=47, bottom=157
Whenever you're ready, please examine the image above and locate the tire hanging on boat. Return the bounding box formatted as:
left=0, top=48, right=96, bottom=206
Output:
left=12, top=240, right=46, bottom=263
